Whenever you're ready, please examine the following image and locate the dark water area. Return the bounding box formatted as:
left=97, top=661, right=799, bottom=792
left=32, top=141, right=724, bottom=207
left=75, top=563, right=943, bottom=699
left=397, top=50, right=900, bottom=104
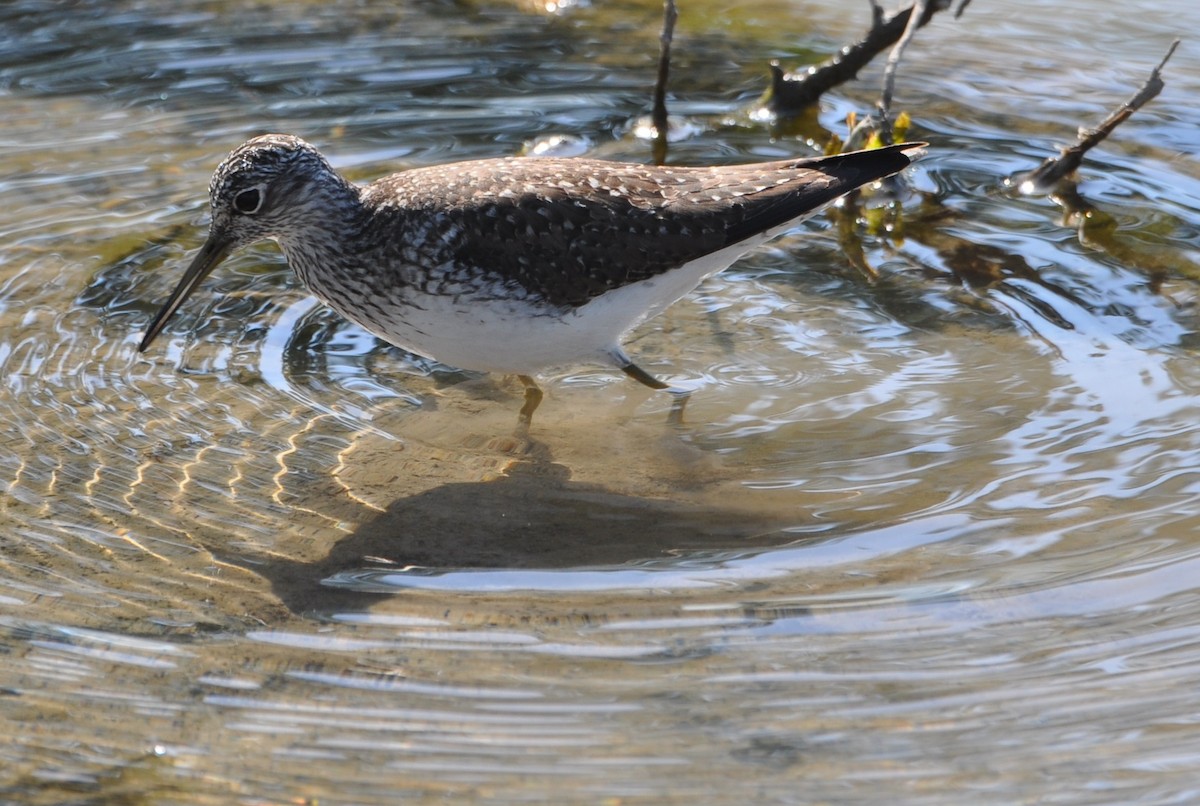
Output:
left=2, top=0, right=1200, bottom=802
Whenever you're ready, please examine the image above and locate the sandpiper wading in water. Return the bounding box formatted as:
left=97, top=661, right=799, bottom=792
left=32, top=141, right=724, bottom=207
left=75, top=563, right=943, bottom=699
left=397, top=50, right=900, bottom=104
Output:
left=140, top=135, right=922, bottom=431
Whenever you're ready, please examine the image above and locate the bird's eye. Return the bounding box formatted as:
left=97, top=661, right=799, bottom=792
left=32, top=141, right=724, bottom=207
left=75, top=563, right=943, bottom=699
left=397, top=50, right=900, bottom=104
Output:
left=233, top=187, right=265, bottom=215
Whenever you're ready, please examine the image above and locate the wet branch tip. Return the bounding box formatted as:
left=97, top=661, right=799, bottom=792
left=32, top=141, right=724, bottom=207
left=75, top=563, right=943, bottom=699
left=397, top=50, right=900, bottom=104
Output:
left=1018, top=39, right=1181, bottom=191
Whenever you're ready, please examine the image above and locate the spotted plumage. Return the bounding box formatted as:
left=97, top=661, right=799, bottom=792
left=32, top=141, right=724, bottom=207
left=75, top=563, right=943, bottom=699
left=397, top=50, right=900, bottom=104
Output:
left=141, top=134, right=921, bottom=428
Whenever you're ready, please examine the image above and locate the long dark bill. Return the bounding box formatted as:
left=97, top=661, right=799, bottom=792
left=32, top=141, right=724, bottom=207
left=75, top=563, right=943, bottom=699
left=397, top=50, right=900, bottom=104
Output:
left=138, top=233, right=233, bottom=352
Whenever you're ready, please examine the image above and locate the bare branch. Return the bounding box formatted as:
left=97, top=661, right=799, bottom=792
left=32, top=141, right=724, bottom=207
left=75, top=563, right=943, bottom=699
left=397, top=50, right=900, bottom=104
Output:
left=651, top=0, right=678, bottom=165
left=876, top=0, right=930, bottom=144
left=765, top=0, right=958, bottom=117
left=1017, top=39, right=1180, bottom=192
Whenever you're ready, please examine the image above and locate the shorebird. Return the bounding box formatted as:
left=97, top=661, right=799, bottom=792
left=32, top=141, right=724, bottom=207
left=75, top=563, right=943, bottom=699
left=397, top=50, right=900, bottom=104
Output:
left=139, top=134, right=920, bottom=429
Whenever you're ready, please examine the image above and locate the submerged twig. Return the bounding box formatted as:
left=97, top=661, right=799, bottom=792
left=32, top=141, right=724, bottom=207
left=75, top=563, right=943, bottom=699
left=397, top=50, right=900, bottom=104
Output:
left=765, top=0, right=966, bottom=116
left=1052, top=181, right=1200, bottom=293
left=651, top=0, right=678, bottom=165
left=1017, top=39, right=1180, bottom=192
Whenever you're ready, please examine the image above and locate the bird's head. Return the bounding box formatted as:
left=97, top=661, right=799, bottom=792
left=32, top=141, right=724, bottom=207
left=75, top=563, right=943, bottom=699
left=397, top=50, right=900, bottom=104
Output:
left=139, top=134, right=344, bottom=352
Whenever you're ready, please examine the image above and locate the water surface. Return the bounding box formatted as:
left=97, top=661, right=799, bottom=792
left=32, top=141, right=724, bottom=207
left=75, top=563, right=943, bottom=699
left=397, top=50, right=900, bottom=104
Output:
left=2, top=0, right=1200, bottom=802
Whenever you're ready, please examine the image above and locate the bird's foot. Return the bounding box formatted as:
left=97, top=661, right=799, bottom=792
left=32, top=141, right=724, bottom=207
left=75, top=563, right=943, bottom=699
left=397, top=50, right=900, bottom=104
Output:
left=666, top=388, right=691, bottom=427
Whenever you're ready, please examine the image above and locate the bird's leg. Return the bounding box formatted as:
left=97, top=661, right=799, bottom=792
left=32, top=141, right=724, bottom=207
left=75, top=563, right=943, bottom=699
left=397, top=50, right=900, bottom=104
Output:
left=621, top=361, right=690, bottom=426
left=620, top=362, right=669, bottom=391
left=666, top=389, right=690, bottom=427
left=516, top=374, right=544, bottom=434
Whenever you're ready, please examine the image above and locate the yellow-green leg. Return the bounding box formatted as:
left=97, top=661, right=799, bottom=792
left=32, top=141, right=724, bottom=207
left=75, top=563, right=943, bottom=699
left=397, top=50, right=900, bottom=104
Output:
left=620, top=362, right=669, bottom=391
left=516, top=374, right=543, bottom=433
left=621, top=361, right=690, bottom=426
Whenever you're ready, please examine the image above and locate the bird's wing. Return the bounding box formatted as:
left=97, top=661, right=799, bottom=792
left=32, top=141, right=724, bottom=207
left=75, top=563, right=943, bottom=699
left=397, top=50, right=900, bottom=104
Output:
left=365, top=145, right=916, bottom=308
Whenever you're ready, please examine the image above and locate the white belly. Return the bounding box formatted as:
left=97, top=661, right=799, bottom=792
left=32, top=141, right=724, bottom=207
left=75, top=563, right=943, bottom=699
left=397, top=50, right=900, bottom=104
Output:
left=345, top=292, right=613, bottom=375
left=305, top=227, right=787, bottom=376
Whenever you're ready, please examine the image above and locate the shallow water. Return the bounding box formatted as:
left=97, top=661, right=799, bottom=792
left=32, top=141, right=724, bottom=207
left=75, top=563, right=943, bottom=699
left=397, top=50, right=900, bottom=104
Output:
left=3, top=0, right=1200, bottom=802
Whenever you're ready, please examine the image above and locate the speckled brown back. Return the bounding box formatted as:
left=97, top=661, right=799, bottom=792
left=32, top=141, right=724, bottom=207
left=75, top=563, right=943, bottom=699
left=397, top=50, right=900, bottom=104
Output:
left=359, top=146, right=915, bottom=308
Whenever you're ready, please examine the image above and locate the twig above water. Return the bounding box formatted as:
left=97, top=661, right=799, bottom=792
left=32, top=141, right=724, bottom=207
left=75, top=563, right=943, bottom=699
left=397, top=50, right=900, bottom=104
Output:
left=765, top=0, right=967, bottom=117
left=651, top=0, right=678, bottom=165
left=875, top=0, right=930, bottom=144
left=1016, top=39, right=1181, bottom=192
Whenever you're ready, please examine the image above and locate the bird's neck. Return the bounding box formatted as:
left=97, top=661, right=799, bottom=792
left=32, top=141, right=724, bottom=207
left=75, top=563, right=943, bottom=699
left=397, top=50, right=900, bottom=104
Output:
left=275, top=175, right=373, bottom=294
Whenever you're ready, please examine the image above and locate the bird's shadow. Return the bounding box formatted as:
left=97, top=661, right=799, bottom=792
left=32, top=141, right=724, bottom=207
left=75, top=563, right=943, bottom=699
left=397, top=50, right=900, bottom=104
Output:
left=250, top=438, right=798, bottom=616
